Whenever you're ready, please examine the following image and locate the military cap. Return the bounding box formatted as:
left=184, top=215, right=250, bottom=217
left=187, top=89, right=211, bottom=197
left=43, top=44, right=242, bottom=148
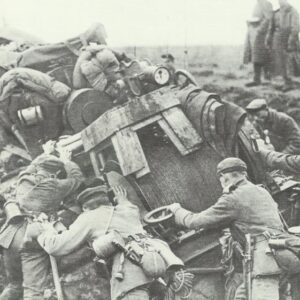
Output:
left=161, top=53, right=175, bottom=62
left=36, top=155, right=65, bottom=174
left=246, top=99, right=268, bottom=112
left=217, top=157, right=247, bottom=176
left=77, top=185, right=108, bottom=206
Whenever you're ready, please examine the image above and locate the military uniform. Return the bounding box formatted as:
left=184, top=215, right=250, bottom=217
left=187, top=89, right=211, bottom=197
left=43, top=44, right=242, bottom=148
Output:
left=0, top=153, right=84, bottom=300
left=170, top=158, right=300, bottom=299
left=246, top=100, right=300, bottom=154
left=266, top=3, right=300, bottom=87
left=260, top=149, right=300, bottom=173
left=244, top=0, right=273, bottom=86
left=38, top=188, right=183, bottom=300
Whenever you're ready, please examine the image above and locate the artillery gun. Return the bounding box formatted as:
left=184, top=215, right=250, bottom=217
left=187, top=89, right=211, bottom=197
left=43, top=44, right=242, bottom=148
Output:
left=0, top=52, right=299, bottom=299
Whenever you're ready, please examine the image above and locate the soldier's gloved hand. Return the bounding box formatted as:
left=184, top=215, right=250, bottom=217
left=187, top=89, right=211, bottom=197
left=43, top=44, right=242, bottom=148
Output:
left=167, top=203, right=182, bottom=214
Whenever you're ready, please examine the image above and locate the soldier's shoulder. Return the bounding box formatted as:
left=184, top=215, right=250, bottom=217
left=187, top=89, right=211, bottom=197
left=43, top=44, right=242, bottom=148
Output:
left=222, top=183, right=239, bottom=195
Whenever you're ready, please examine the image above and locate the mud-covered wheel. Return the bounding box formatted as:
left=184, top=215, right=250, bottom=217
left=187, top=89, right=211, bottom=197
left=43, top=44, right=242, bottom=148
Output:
left=225, top=273, right=243, bottom=300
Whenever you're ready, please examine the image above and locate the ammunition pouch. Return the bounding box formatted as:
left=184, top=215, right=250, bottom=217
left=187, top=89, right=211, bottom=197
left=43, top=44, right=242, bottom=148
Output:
left=125, top=236, right=183, bottom=279
left=92, top=231, right=124, bottom=259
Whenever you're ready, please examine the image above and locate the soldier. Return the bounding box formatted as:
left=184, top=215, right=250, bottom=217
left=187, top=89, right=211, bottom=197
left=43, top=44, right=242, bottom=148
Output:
left=265, top=0, right=300, bottom=92
left=246, top=98, right=300, bottom=154
left=37, top=185, right=184, bottom=300
left=166, top=157, right=300, bottom=299
left=161, top=53, right=176, bottom=84
left=244, top=0, right=273, bottom=87
left=0, top=143, right=84, bottom=300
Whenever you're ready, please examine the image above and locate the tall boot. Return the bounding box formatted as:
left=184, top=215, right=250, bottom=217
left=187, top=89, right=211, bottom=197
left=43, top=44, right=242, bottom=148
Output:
left=246, top=63, right=262, bottom=87
left=0, top=250, right=23, bottom=300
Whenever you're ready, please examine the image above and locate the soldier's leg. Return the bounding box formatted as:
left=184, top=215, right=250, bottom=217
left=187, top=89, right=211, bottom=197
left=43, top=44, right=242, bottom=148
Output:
left=289, top=274, right=300, bottom=300
left=21, top=247, right=50, bottom=300
left=121, top=287, right=150, bottom=300
left=0, top=224, right=25, bottom=300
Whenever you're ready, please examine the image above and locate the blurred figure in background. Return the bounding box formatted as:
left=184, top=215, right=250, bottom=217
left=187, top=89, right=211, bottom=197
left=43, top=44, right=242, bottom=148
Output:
left=161, top=53, right=176, bottom=84
left=244, top=0, right=273, bottom=87
left=265, top=0, right=300, bottom=92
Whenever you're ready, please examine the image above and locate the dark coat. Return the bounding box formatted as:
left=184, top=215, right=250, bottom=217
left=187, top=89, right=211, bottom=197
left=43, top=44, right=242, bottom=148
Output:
left=244, top=0, right=273, bottom=64
left=263, top=109, right=300, bottom=155
left=266, top=5, right=300, bottom=76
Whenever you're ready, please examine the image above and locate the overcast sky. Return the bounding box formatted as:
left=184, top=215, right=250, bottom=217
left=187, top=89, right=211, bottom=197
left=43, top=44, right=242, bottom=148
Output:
left=1, top=0, right=300, bottom=46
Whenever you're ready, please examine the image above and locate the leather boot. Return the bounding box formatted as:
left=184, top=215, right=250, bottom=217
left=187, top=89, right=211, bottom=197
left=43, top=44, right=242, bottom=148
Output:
left=245, top=63, right=262, bottom=87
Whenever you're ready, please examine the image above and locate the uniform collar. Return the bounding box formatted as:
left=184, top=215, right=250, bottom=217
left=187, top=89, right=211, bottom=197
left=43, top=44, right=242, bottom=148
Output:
left=223, top=178, right=248, bottom=193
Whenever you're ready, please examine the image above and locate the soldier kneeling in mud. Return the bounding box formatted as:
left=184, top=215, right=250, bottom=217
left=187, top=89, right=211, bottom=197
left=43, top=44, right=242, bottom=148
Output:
left=37, top=184, right=189, bottom=300
left=167, top=157, right=300, bottom=300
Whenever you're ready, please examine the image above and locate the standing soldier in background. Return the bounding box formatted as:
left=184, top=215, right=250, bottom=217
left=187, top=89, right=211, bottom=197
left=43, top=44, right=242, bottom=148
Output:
left=265, top=0, right=300, bottom=92
left=244, top=0, right=273, bottom=87
left=161, top=53, right=177, bottom=84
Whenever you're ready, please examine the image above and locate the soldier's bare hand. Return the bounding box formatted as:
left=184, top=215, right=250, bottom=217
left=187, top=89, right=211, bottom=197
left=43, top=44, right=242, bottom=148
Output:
left=57, top=147, right=72, bottom=162
left=42, top=140, right=56, bottom=155
left=112, top=186, right=128, bottom=203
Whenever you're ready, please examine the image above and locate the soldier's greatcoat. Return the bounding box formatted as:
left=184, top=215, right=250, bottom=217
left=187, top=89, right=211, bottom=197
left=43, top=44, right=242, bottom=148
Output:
left=243, top=0, right=273, bottom=64
left=266, top=4, right=300, bottom=77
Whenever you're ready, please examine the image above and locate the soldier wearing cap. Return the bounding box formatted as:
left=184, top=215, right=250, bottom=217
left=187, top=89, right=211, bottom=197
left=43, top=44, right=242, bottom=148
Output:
left=0, top=144, right=84, bottom=300
left=161, top=53, right=176, bottom=84
left=167, top=157, right=300, bottom=299
left=246, top=99, right=300, bottom=154
left=37, top=183, right=184, bottom=300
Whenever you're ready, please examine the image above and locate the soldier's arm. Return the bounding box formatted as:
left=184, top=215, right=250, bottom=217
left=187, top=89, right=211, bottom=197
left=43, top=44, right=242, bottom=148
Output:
left=37, top=213, right=91, bottom=256
left=56, top=161, right=84, bottom=197
left=260, top=149, right=300, bottom=173
left=172, top=195, right=237, bottom=230
left=281, top=116, right=300, bottom=154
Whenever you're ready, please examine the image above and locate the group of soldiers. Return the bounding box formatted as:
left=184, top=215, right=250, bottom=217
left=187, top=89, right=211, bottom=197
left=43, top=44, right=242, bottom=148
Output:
left=244, top=0, right=300, bottom=91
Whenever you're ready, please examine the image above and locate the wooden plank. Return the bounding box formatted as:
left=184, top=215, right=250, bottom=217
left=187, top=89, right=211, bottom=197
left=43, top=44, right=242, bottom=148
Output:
left=131, top=114, right=162, bottom=131
left=111, top=128, right=148, bottom=176
left=158, top=119, right=189, bottom=155
left=81, top=89, right=180, bottom=152
left=89, top=150, right=102, bottom=177
left=161, top=107, right=203, bottom=154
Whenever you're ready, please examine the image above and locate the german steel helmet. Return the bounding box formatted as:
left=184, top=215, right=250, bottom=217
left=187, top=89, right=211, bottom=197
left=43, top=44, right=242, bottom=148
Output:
left=217, top=157, right=247, bottom=176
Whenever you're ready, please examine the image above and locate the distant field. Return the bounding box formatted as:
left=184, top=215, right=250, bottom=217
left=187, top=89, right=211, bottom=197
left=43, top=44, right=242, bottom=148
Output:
left=120, top=45, right=245, bottom=71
